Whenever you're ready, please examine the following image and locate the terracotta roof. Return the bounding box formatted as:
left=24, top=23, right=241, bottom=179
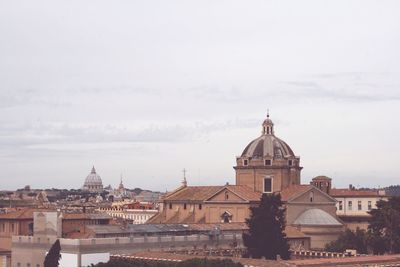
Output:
left=0, top=208, right=49, bottom=220
left=165, top=185, right=261, bottom=202
left=164, top=186, right=223, bottom=201
left=279, top=185, right=313, bottom=202
left=224, top=185, right=261, bottom=201
left=330, top=188, right=386, bottom=197
left=113, top=251, right=289, bottom=267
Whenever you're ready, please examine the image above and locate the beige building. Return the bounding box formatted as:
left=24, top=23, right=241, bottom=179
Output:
left=150, top=114, right=344, bottom=249
left=100, top=207, right=158, bottom=224
left=310, top=176, right=388, bottom=230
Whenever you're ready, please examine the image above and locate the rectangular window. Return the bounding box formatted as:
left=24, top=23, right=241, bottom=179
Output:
left=198, top=204, right=202, bottom=210
left=11, top=223, right=14, bottom=232
left=264, top=178, right=272, bottom=193
left=288, top=160, right=293, bottom=166
left=183, top=203, right=187, bottom=210
left=358, top=201, right=362, bottom=211
left=338, top=201, right=343, bottom=210
left=243, top=159, right=248, bottom=166
left=169, top=203, right=172, bottom=209
left=368, top=201, right=372, bottom=210
left=265, top=159, right=272, bottom=166
left=348, top=201, right=352, bottom=211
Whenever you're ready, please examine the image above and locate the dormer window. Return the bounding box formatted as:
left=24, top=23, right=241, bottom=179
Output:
left=243, top=159, right=248, bottom=166
left=264, top=159, right=272, bottom=166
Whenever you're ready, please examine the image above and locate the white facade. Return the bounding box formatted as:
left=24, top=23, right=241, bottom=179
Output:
left=101, top=208, right=158, bottom=224
left=334, top=196, right=388, bottom=216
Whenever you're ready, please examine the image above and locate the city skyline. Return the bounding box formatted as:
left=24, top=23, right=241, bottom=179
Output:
left=1, top=1, right=400, bottom=190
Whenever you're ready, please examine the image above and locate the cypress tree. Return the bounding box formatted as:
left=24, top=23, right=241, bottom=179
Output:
left=243, top=193, right=290, bottom=260
left=44, top=239, right=61, bottom=267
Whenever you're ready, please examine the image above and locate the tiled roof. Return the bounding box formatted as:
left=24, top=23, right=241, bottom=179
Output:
left=0, top=208, right=47, bottom=220
left=164, top=186, right=224, bottom=201
left=330, top=188, right=386, bottom=197
left=224, top=185, right=261, bottom=201
left=279, top=185, right=313, bottom=202
left=0, top=209, right=111, bottom=221
left=165, top=185, right=261, bottom=202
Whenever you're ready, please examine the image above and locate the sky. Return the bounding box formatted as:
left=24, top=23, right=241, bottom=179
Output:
left=0, top=0, right=399, bottom=191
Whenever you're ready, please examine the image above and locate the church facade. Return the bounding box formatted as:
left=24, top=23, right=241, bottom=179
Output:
left=148, top=114, right=344, bottom=249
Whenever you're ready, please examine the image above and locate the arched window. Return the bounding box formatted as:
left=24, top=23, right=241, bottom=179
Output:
left=221, top=211, right=232, bottom=223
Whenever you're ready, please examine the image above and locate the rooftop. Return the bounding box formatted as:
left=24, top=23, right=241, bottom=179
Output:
left=330, top=188, right=386, bottom=197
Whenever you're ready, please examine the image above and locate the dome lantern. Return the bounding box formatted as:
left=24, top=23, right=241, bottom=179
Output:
left=262, top=111, right=274, bottom=135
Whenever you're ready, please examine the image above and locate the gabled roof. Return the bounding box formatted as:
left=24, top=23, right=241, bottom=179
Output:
left=0, top=208, right=49, bottom=220
left=279, top=185, right=313, bottom=202
left=164, top=185, right=261, bottom=202
left=279, top=184, right=337, bottom=203
left=206, top=185, right=261, bottom=202
left=163, top=186, right=223, bottom=201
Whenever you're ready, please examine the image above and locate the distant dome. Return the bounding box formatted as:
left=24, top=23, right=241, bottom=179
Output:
left=241, top=115, right=295, bottom=159
left=293, top=209, right=342, bottom=226
left=82, top=166, right=103, bottom=192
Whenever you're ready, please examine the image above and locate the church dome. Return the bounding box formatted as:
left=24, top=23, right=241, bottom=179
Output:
left=83, top=166, right=103, bottom=192
left=293, top=208, right=342, bottom=226
left=241, top=114, right=295, bottom=159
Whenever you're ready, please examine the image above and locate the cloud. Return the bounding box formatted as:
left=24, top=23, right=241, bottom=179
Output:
left=0, top=118, right=259, bottom=151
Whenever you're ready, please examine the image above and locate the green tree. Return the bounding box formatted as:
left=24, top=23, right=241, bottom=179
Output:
left=44, top=239, right=61, bottom=267
left=243, top=193, right=290, bottom=260
left=325, top=228, right=368, bottom=254
left=368, top=197, right=400, bottom=254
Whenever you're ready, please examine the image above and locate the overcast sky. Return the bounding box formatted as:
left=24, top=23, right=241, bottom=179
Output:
left=1, top=0, right=399, bottom=191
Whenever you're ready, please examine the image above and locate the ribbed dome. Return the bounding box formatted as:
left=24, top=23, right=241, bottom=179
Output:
left=83, top=166, right=103, bottom=192
left=241, top=115, right=295, bottom=159
left=241, top=135, right=294, bottom=158
left=293, top=209, right=342, bottom=226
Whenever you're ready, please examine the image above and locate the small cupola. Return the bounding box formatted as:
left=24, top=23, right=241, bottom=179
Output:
left=262, top=111, right=274, bottom=135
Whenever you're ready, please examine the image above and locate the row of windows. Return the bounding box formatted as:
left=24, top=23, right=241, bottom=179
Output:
left=169, top=203, right=203, bottom=210
left=338, top=200, right=373, bottom=211
left=1, top=223, right=15, bottom=233
left=112, top=213, right=150, bottom=221
left=242, top=159, right=293, bottom=166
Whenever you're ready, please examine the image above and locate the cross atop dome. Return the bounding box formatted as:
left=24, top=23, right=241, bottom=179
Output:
left=262, top=110, right=274, bottom=135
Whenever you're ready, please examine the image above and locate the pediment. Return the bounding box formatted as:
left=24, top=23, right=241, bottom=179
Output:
left=205, top=187, right=248, bottom=202
left=289, top=187, right=336, bottom=204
